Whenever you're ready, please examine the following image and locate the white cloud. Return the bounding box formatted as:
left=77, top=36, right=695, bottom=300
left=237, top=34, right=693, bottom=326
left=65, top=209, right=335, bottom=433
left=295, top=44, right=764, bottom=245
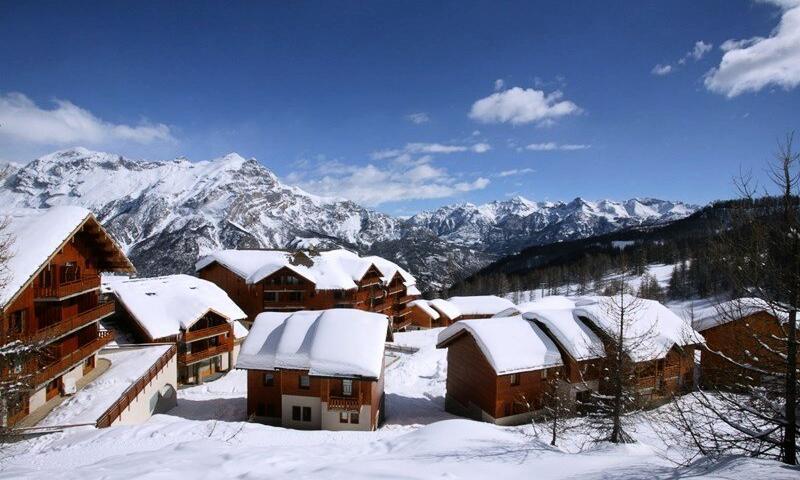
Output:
left=496, top=168, right=535, bottom=177
left=494, top=79, right=505, bottom=91
left=372, top=141, right=491, bottom=159
left=525, top=142, right=590, bottom=151
left=651, top=64, right=674, bottom=76
left=291, top=161, right=490, bottom=206
left=0, top=92, right=175, bottom=146
left=406, top=112, right=430, bottom=124
left=705, top=2, right=800, bottom=97
left=689, top=40, right=713, bottom=61
left=468, top=87, right=582, bottom=126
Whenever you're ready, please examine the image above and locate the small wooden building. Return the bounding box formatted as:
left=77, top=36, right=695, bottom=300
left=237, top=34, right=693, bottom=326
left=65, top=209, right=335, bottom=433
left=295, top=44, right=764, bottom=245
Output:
left=110, top=274, right=247, bottom=385
left=237, top=309, right=388, bottom=431
left=436, top=316, right=564, bottom=426
left=693, top=298, right=789, bottom=389
left=573, top=296, right=702, bottom=403
left=406, top=298, right=461, bottom=329
left=196, top=249, right=419, bottom=331
left=0, top=206, right=134, bottom=427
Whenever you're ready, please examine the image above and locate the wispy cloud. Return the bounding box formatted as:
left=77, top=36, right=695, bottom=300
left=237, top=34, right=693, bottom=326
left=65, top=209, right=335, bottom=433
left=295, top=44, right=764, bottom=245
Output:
left=651, top=40, right=713, bottom=76
left=705, top=1, right=800, bottom=97
left=651, top=64, right=674, bottom=76
left=494, top=78, right=505, bottom=91
left=371, top=141, right=491, bottom=160
left=496, top=168, right=535, bottom=177
left=0, top=92, right=175, bottom=146
left=468, top=87, right=582, bottom=126
left=405, top=112, right=430, bottom=124
left=525, top=142, right=590, bottom=151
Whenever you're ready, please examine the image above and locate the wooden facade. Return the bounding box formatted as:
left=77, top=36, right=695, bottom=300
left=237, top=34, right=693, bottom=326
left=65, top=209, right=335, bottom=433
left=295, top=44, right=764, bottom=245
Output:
left=245, top=364, right=385, bottom=431
left=0, top=214, right=133, bottom=427
left=440, top=332, right=563, bottom=425
left=198, top=256, right=417, bottom=331
left=113, top=304, right=234, bottom=385
left=697, top=311, right=788, bottom=390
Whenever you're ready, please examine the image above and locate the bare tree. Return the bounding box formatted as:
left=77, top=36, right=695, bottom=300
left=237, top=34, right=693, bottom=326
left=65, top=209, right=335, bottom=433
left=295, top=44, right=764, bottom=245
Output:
left=666, top=134, right=800, bottom=465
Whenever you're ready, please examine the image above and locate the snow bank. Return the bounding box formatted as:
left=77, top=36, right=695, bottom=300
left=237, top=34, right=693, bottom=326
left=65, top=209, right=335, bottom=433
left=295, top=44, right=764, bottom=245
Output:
left=237, top=309, right=388, bottom=378
left=437, top=316, right=563, bottom=374
left=446, top=295, right=516, bottom=316
left=39, top=345, right=172, bottom=426
left=196, top=248, right=419, bottom=291
left=574, top=296, right=703, bottom=362
left=111, top=274, right=246, bottom=340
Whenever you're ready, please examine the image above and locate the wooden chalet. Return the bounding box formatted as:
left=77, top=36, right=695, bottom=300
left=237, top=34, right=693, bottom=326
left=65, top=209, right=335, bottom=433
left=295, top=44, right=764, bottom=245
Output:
left=196, top=249, right=419, bottom=331
left=436, top=316, right=564, bottom=426
left=573, top=297, right=701, bottom=403
left=109, top=274, right=247, bottom=385
left=237, top=309, right=387, bottom=431
left=693, top=298, right=791, bottom=390
left=0, top=206, right=134, bottom=427
left=446, top=295, right=516, bottom=320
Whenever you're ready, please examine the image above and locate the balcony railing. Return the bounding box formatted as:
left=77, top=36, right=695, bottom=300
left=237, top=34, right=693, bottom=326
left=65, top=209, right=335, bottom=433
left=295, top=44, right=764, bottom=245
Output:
left=96, top=344, right=177, bottom=428
left=178, top=338, right=233, bottom=365
left=396, top=294, right=415, bottom=304
left=34, top=331, right=115, bottom=386
left=183, top=323, right=231, bottom=343
left=35, top=276, right=101, bottom=300
left=327, top=393, right=363, bottom=411
left=388, top=286, right=404, bottom=295
left=25, top=302, right=115, bottom=344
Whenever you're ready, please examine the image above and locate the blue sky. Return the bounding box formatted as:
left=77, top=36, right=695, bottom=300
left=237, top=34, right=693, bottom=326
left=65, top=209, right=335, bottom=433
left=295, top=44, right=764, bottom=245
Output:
left=1, top=1, right=799, bottom=215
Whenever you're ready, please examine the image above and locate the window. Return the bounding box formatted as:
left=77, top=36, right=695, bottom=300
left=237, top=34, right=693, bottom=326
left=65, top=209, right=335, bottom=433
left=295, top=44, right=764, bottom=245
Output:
left=350, top=412, right=359, bottom=424
left=299, top=375, right=310, bottom=389
left=264, top=292, right=278, bottom=303
left=288, top=291, right=303, bottom=302
left=510, top=373, right=520, bottom=386
left=8, top=310, right=25, bottom=334
left=333, top=291, right=345, bottom=300
left=285, top=275, right=300, bottom=286
left=342, top=379, right=353, bottom=396
left=302, top=406, right=311, bottom=422
left=339, top=411, right=349, bottom=423
left=263, top=373, right=274, bottom=387
left=292, top=406, right=301, bottom=421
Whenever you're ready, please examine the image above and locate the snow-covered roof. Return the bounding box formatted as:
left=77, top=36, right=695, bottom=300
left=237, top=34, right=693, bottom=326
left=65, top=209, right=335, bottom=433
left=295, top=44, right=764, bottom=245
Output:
left=514, top=297, right=605, bottom=362
left=233, top=320, right=249, bottom=340
left=573, top=296, right=703, bottom=363
left=429, top=299, right=462, bottom=319
left=692, top=298, right=789, bottom=332
left=436, top=316, right=563, bottom=375
left=236, top=309, right=388, bottom=379
left=409, top=300, right=441, bottom=320
left=446, top=295, right=516, bottom=316
left=111, top=274, right=246, bottom=340
left=407, top=285, right=421, bottom=296
left=196, top=248, right=417, bottom=291
left=0, top=206, right=133, bottom=308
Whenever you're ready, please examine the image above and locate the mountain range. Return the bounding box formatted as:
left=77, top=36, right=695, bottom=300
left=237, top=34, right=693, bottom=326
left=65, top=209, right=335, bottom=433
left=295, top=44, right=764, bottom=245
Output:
left=0, top=148, right=699, bottom=291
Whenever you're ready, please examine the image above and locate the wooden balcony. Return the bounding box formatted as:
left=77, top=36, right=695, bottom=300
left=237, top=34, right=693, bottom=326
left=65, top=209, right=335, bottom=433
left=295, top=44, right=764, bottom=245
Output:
left=24, top=302, right=115, bottom=345
left=183, top=323, right=231, bottom=343
left=33, top=331, right=115, bottom=387
left=178, top=338, right=233, bottom=365
left=35, top=276, right=101, bottom=301
left=96, top=344, right=177, bottom=428
left=396, top=294, right=415, bottom=304
left=388, top=286, right=404, bottom=295
left=327, top=393, right=363, bottom=412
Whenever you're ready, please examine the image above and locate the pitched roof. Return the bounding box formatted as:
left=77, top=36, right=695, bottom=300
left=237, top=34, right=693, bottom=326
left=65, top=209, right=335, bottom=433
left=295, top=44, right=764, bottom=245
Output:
left=236, top=309, right=388, bottom=379
left=428, top=299, right=461, bottom=319
left=446, top=295, right=516, bottom=316
left=437, top=316, right=563, bottom=375
left=574, top=295, right=704, bottom=362
left=111, top=274, right=246, bottom=340
left=692, top=298, right=789, bottom=332
left=195, top=248, right=417, bottom=291
left=409, top=300, right=441, bottom=320
left=0, top=206, right=134, bottom=308
left=511, top=297, right=605, bottom=361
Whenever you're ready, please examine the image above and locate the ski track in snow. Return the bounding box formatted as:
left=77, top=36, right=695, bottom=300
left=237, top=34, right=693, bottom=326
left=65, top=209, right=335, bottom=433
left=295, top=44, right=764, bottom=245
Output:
left=1, top=329, right=797, bottom=479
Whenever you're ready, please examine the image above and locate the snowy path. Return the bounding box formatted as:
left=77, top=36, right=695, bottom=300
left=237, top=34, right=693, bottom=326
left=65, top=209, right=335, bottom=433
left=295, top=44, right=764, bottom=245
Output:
left=0, top=328, right=797, bottom=479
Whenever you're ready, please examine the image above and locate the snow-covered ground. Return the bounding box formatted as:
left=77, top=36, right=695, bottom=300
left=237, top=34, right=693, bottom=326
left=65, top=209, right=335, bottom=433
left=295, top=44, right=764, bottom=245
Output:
left=1, top=329, right=797, bottom=479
